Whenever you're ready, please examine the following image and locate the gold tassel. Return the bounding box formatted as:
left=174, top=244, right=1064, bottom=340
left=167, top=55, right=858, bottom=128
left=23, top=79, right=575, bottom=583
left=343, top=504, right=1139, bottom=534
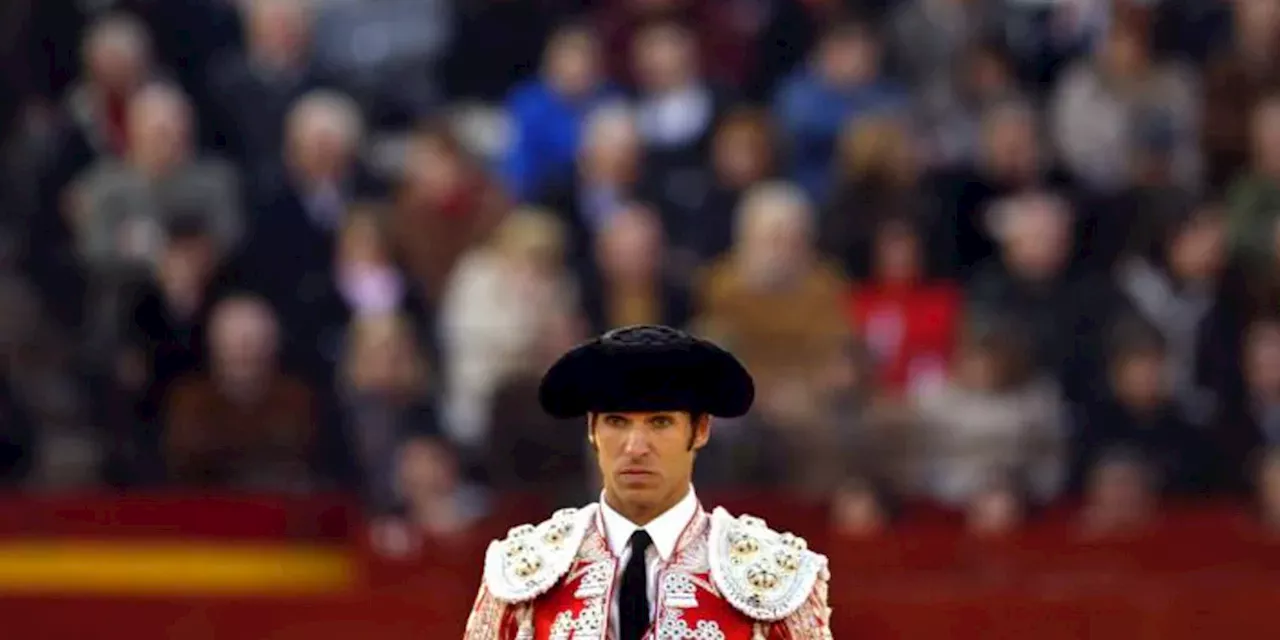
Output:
left=752, top=622, right=768, bottom=640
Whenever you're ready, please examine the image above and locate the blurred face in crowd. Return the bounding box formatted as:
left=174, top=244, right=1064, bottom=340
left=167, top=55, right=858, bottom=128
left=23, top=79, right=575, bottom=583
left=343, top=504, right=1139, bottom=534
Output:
left=997, top=196, right=1072, bottom=282
left=1100, top=24, right=1150, bottom=79
left=712, top=114, right=773, bottom=188
left=84, top=16, right=151, bottom=95
left=1236, top=0, right=1280, bottom=55
left=840, top=117, right=918, bottom=187
left=597, top=204, right=663, bottom=283
left=966, top=476, right=1023, bottom=537
left=1085, top=456, right=1155, bottom=533
left=348, top=315, right=425, bottom=396
left=128, top=86, right=192, bottom=174
left=246, top=0, right=312, bottom=69
left=981, top=104, right=1039, bottom=182
left=831, top=478, right=887, bottom=537
left=1252, top=99, right=1280, bottom=178
left=209, top=298, right=279, bottom=396
left=492, top=210, right=567, bottom=305
left=633, top=23, right=698, bottom=92
left=817, top=27, right=879, bottom=88
left=157, top=231, right=215, bottom=307
left=1167, top=208, right=1226, bottom=282
left=1245, top=322, right=1280, bottom=399
left=288, top=96, right=360, bottom=185
left=963, top=46, right=1013, bottom=101
left=545, top=28, right=602, bottom=98
left=736, top=187, right=814, bottom=286
left=872, top=220, right=923, bottom=283
left=590, top=411, right=709, bottom=524
left=397, top=437, right=459, bottom=500
left=405, top=132, right=468, bottom=202
left=582, top=110, right=641, bottom=185
left=1111, top=348, right=1168, bottom=412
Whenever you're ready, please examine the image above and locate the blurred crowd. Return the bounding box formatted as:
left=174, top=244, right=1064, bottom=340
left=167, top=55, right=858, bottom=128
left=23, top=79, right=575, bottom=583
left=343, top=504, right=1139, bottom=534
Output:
left=3, top=0, right=1280, bottom=541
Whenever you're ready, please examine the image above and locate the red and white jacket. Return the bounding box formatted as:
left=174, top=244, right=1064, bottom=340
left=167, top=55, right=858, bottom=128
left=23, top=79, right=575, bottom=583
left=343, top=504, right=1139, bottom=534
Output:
left=463, top=502, right=833, bottom=639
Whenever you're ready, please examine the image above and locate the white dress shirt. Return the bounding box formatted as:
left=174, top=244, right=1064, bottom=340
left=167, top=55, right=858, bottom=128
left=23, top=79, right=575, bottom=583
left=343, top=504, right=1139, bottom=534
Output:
left=598, top=486, right=699, bottom=634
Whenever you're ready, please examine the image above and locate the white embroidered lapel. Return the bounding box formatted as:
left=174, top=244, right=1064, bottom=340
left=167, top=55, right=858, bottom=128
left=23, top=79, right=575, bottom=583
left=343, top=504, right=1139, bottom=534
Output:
left=483, top=505, right=599, bottom=603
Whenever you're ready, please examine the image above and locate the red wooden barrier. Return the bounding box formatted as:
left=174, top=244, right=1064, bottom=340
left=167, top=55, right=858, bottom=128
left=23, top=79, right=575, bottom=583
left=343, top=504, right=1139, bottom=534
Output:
left=0, top=493, right=1279, bottom=639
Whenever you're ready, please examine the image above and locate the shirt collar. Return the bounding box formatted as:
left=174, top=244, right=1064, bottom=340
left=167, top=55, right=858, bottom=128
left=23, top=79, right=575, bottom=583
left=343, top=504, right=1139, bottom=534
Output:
left=598, top=485, right=698, bottom=561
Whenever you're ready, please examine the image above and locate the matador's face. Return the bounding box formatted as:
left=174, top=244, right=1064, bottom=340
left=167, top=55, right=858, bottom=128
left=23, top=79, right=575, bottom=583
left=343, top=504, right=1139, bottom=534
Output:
left=589, top=411, right=709, bottom=520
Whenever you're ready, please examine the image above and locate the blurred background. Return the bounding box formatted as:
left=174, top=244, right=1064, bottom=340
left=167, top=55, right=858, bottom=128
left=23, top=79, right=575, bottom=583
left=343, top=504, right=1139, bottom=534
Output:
left=1, top=0, right=1280, bottom=637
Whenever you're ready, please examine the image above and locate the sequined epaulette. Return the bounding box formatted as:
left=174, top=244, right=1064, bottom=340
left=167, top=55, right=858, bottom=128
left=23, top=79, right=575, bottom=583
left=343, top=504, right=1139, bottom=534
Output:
left=482, top=505, right=598, bottom=603
left=707, top=507, right=829, bottom=621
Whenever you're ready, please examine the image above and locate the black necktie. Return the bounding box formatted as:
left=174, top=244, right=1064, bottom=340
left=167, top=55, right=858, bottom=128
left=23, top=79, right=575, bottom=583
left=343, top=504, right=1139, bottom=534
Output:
left=620, top=530, right=653, bottom=640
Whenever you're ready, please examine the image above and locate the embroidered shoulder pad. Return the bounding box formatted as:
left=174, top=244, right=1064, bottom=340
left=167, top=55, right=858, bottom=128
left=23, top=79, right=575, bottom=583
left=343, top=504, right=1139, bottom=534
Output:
left=483, top=504, right=598, bottom=603
left=707, top=507, right=829, bottom=621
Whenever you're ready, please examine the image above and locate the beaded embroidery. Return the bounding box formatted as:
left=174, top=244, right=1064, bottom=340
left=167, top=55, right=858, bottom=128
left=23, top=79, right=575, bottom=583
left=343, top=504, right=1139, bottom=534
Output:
left=706, top=508, right=828, bottom=622
left=484, top=505, right=599, bottom=603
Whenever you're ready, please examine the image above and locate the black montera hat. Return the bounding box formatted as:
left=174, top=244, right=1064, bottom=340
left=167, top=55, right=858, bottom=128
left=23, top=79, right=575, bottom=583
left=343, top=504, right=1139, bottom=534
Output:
left=538, top=325, right=755, bottom=419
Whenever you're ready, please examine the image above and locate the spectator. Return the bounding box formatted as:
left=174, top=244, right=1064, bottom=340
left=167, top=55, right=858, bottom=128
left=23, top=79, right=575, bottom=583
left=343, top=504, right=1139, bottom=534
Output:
left=847, top=216, right=960, bottom=397
left=822, top=114, right=949, bottom=279
left=774, top=20, right=907, bottom=201
left=909, top=319, right=1067, bottom=508
left=1071, top=319, right=1214, bottom=495
left=631, top=19, right=728, bottom=184
left=1079, top=448, right=1159, bottom=537
left=887, top=0, right=991, bottom=87
left=111, top=214, right=232, bottom=483
left=583, top=203, right=691, bottom=333
left=205, top=0, right=324, bottom=175
left=936, top=99, right=1074, bottom=278
left=595, top=0, right=751, bottom=89
left=439, top=206, right=580, bottom=451
left=683, top=107, right=777, bottom=263
left=1082, top=112, right=1197, bottom=274
left=1201, top=0, right=1280, bottom=191
left=484, top=311, right=591, bottom=508
left=694, top=181, right=849, bottom=398
left=392, top=121, right=509, bottom=303
left=915, top=38, right=1019, bottom=170
left=72, top=83, right=242, bottom=273
left=339, top=312, right=438, bottom=514
left=163, top=295, right=318, bottom=490
left=540, top=104, right=654, bottom=273
left=236, top=90, right=378, bottom=352
left=283, top=204, right=428, bottom=389
left=831, top=475, right=894, bottom=538
left=965, top=469, right=1029, bottom=538
left=967, top=192, right=1086, bottom=391
left=502, top=23, right=616, bottom=202
left=39, top=12, right=155, bottom=208
left=1049, top=17, right=1200, bottom=194
left=393, top=435, right=489, bottom=539
left=1111, top=201, right=1247, bottom=429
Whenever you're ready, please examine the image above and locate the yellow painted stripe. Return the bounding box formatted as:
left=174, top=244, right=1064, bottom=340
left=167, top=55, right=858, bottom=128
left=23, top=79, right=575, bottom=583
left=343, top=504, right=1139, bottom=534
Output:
left=0, top=541, right=355, bottom=595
